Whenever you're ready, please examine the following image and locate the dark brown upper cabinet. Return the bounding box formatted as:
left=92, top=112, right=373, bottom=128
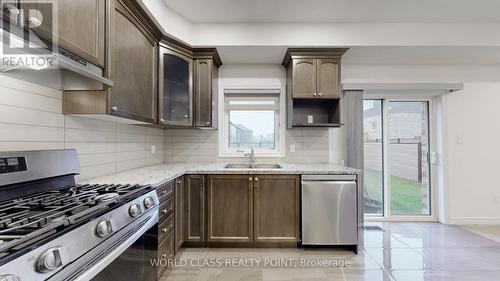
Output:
left=292, top=59, right=317, bottom=98
left=317, top=58, right=340, bottom=99
left=283, top=48, right=348, bottom=100
left=62, top=0, right=162, bottom=124
left=193, top=49, right=222, bottom=129
left=283, top=48, right=349, bottom=128
left=108, top=0, right=159, bottom=123
left=159, top=45, right=193, bottom=127
left=21, top=0, right=105, bottom=67
left=57, top=0, right=106, bottom=67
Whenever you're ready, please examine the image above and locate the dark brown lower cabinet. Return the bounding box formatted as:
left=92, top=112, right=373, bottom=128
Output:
left=253, top=175, right=300, bottom=243
left=174, top=177, right=184, bottom=253
left=184, top=175, right=205, bottom=243
left=207, top=175, right=253, bottom=242
left=157, top=230, right=174, bottom=279
left=206, top=175, right=253, bottom=243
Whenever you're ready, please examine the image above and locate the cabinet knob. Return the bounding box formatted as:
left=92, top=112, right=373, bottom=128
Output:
left=26, top=16, right=42, bottom=28
left=206, top=121, right=210, bottom=125
left=313, top=93, right=317, bottom=97
left=161, top=254, right=167, bottom=258
left=249, top=177, right=252, bottom=182
left=318, top=93, right=322, bottom=97
left=162, top=209, right=167, bottom=214
left=111, top=106, right=118, bottom=112
left=160, top=118, right=165, bottom=122
left=255, top=177, right=259, bottom=181
left=162, top=228, right=167, bottom=233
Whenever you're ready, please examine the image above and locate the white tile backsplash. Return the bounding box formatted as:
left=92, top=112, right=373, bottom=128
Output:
left=164, top=128, right=330, bottom=164
left=0, top=76, right=165, bottom=181
left=0, top=75, right=333, bottom=180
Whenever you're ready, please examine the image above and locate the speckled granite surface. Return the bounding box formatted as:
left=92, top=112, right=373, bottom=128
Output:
left=79, top=163, right=361, bottom=187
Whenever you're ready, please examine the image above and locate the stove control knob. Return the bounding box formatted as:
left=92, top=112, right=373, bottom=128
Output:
left=143, top=196, right=154, bottom=209
left=37, top=248, right=63, bottom=273
left=0, top=275, right=20, bottom=281
left=96, top=220, right=113, bottom=238
left=129, top=204, right=141, bottom=217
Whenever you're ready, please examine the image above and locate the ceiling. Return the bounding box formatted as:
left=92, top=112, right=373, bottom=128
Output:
left=216, top=46, right=500, bottom=65
left=163, top=0, right=500, bottom=23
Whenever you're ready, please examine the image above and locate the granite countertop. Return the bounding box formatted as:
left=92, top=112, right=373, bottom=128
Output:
left=79, top=163, right=361, bottom=187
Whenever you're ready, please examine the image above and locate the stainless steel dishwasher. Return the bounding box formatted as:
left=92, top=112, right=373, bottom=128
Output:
left=301, top=174, right=358, bottom=251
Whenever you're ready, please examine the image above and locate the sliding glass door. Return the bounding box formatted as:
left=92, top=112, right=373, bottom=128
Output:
left=363, top=100, right=384, bottom=216
left=364, top=99, right=433, bottom=219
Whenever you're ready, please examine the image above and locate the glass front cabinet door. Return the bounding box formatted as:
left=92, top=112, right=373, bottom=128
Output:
left=159, top=46, right=193, bottom=126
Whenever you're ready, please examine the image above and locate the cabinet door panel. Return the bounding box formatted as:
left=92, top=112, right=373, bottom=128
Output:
left=184, top=175, right=205, bottom=242
left=292, top=59, right=316, bottom=98
left=317, top=58, right=340, bottom=99
left=175, top=177, right=184, bottom=253
left=109, top=1, right=157, bottom=123
left=58, top=0, right=105, bottom=66
left=24, top=0, right=105, bottom=66
left=254, top=175, right=300, bottom=242
left=207, top=175, right=253, bottom=242
left=159, top=48, right=193, bottom=126
left=194, top=59, right=213, bottom=127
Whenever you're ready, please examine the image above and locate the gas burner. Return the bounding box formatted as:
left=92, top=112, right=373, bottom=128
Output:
left=95, top=193, right=119, bottom=203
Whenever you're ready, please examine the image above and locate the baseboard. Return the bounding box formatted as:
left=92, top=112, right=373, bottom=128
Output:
left=450, top=217, right=500, bottom=225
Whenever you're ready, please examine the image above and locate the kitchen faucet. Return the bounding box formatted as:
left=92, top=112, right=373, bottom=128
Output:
left=244, top=147, right=255, bottom=167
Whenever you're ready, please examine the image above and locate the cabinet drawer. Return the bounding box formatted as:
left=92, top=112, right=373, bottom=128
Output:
left=159, top=197, right=174, bottom=223
left=157, top=180, right=174, bottom=202
left=159, top=214, right=175, bottom=242
left=157, top=230, right=175, bottom=279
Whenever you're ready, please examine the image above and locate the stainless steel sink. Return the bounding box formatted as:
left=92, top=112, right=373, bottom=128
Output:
left=253, top=164, right=282, bottom=169
left=224, top=164, right=282, bottom=169
left=224, top=164, right=253, bottom=169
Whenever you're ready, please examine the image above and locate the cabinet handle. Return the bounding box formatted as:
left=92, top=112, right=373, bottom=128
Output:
left=249, top=177, right=252, bottom=182
left=111, top=106, right=118, bottom=112
left=162, top=190, right=167, bottom=195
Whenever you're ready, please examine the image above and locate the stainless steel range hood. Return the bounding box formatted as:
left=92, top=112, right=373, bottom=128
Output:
left=1, top=18, right=113, bottom=90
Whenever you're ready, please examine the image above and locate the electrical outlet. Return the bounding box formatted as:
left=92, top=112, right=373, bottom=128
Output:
left=290, top=144, right=295, bottom=153
left=151, top=144, right=156, bottom=154
left=456, top=136, right=463, bottom=145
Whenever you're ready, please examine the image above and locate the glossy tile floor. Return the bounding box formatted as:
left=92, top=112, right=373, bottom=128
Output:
left=160, top=222, right=500, bottom=281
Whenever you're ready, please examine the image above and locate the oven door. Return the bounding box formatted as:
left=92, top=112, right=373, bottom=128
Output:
left=52, top=205, right=158, bottom=281
left=89, top=233, right=156, bottom=281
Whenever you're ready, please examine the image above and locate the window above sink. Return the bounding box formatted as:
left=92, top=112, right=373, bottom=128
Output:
left=219, top=88, right=285, bottom=157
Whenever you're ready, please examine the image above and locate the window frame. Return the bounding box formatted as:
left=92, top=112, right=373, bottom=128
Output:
left=219, top=87, right=286, bottom=158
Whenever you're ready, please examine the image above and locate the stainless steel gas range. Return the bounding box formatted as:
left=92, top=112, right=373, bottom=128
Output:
left=0, top=150, right=159, bottom=281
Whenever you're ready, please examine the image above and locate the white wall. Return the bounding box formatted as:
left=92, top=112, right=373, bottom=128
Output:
left=0, top=76, right=165, bottom=181
left=443, top=84, right=500, bottom=224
